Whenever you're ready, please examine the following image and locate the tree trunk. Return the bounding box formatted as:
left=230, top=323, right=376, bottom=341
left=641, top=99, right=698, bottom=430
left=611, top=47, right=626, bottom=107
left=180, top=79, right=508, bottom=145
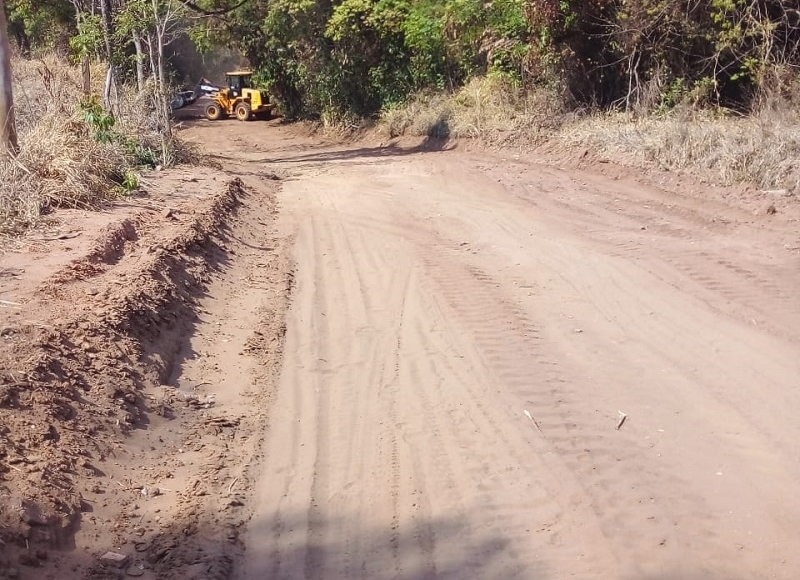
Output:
left=103, top=65, right=114, bottom=107
left=99, top=0, right=114, bottom=63
left=133, top=30, right=146, bottom=92
left=0, top=0, right=19, bottom=155
left=157, top=38, right=166, bottom=95
left=152, top=0, right=172, bottom=165
left=147, top=32, right=157, bottom=90
left=155, top=29, right=172, bottom=153
left=82, top=57, right=91, bottom=95
left=99, top=0, right=118, bottom=112
left=8, top=20, right=31, bottom=57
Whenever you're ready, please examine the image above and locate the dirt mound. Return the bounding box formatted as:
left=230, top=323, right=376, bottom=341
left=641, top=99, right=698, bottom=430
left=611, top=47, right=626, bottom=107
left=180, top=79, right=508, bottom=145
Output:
left=0, top=177, right=268, bottom=576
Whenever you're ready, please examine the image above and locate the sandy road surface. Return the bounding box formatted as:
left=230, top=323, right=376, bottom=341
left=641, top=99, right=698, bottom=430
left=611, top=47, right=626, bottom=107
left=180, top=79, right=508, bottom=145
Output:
left=186, top=121, right=800, bottom=580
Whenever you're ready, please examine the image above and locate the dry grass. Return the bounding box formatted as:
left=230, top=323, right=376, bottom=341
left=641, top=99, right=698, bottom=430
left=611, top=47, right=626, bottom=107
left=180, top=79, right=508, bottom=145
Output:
left=0, top=117, right=127, bottom=232
left=1, top=56, right=198, bottom=237
left=0, top=58, right=123, bottom=235
left=381, top=76, right=800, bottom=194
left=381, top=75, right=565, bottom=145
left=114, top=87, right=202, bottom=167
left=560, top=107, right=800, bottom=192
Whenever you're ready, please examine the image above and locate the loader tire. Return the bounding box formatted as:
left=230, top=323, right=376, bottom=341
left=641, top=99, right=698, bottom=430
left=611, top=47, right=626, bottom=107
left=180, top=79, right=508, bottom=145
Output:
left=205, top=103, right=224, bottom=121
left=235, top=102, right=252, bottom=121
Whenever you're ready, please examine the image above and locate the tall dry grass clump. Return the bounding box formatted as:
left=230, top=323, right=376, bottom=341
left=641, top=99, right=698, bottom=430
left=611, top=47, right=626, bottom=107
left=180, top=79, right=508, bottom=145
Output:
left=382, top=73, right=800, bottom=194
left=1, top=58, right=126, bottom=235
left=560, top=105, right=800, bottom=193
left=114, top=85, right=201, bottom=168
left=0, top=115, right=127, bottom=233
left=381, top=75, right=565, bottom=145
left=1, top=56, right=196, bottom=236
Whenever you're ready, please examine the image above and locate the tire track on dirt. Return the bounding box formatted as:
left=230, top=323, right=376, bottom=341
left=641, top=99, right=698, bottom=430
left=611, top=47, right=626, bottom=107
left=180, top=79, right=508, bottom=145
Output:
left=404, top=251, right=618, bottom=577
left=417, top=241, right=737, bottom=578
left=227, top=126, right=800, bottom=580
left=318, top=188, right=405, bottom=579
left=305, top=216, right=336, bottom=579
left=658, top=249, right=800, bottom=341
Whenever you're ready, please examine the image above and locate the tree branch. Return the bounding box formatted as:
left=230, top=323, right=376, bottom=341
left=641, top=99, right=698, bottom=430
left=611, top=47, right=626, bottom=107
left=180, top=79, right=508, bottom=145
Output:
left=180, top=0, right=250, bottom=16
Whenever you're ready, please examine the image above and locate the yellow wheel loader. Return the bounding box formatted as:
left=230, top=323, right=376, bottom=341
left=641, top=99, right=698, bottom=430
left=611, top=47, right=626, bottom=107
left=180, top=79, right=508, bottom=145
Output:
left=204, top=71, right=273, bottom=122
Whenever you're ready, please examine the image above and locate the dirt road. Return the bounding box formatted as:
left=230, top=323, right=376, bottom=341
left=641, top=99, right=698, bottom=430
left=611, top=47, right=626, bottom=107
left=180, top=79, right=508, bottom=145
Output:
left=185, top=122, right=800, bottom=580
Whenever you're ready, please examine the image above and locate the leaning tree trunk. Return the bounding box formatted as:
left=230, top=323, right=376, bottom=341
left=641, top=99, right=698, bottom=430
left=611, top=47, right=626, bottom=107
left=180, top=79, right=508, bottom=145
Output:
left=154, top=28, right=172, bottom=165
left=0, top=0, right=19, bottom=155
left=132, top=29, right=146, bottom=92
left=147, top=31, right=158, bottom=90
left=99, top=0, right=118, bottom=112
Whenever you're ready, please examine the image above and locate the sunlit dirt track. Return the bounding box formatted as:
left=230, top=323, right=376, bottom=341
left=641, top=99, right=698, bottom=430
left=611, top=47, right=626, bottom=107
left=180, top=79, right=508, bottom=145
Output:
left=185, top=119, right=800, bottom=580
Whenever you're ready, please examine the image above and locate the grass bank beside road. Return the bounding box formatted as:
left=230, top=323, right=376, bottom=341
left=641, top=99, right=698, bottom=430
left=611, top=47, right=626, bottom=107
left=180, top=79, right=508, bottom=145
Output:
left=380, top=76, right=800, bottom=198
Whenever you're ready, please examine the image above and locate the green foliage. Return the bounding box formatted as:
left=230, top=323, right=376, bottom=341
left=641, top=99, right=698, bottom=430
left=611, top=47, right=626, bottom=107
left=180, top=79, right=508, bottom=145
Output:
left=123, top=139, right=160, bottom=169
left=15, top=0, right=800, bottom=121
left=118, top=168, right=141, bottom=194
left=69, top=14, right=104, bottom=61
left=81, top=97, right=116, bottom=143
left=209, top=0, right=531, bottom=121
left=659, top=78, right=687, bottom=112
left=79, top=97, right=161, bottom=169
left=114, top=0, right=151, bottom=36
left=6, top=0, right=74, bottom=52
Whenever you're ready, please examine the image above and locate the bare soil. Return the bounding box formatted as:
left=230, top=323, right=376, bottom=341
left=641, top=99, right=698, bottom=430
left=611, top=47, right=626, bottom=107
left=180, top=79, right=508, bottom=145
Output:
left=2, top=112, right=800, bottom=580
left=0, top=163, right=290, bottom=579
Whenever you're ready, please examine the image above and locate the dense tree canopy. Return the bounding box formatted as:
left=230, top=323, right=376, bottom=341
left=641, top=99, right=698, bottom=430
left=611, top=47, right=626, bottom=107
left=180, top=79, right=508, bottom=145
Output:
left=4, top=0, right=800, bottom=119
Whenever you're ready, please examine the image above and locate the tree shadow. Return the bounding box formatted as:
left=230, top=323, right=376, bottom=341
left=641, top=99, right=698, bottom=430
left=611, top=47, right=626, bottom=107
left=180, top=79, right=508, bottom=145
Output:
left=121, top=504, right=759, bottom=580
left=204, top=137, right=456, bottom=169
left=239, top=510, right=518, bottom=580
left=128, top=507, right=541, bottom=580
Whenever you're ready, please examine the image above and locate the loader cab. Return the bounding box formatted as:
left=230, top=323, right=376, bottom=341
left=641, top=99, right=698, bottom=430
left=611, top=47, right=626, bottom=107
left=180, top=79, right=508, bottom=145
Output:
left=226, top=71, right=253, bottom=98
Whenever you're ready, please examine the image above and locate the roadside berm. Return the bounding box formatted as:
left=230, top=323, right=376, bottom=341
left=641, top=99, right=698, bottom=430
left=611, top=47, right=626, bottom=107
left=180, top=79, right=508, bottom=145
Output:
left=0, top=169, right=292, bottom=580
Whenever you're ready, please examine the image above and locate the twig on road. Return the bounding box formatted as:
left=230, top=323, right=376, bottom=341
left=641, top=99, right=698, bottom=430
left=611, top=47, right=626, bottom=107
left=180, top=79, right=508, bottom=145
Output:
left=523, top=409, right=541, bottom=432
